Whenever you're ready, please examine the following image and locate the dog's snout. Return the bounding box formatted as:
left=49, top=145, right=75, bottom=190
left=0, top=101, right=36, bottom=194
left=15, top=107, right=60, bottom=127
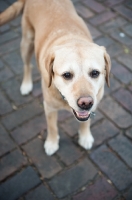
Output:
left=77, top=96, right=93, bottom=110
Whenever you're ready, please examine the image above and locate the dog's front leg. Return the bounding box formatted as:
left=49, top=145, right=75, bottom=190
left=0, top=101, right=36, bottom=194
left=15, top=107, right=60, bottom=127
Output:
left=43, top=101, right=59, bottom=156
left=78, top=119, right=94, bottom=150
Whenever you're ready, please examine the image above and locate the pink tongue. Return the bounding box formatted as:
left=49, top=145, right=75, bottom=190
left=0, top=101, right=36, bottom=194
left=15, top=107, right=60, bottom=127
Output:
left=76, top=111, right=89, bottom=117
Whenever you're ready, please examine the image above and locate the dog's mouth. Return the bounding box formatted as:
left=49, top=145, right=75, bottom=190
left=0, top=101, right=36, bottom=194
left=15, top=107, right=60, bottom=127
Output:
left=72, top=109, right=90, bottom=121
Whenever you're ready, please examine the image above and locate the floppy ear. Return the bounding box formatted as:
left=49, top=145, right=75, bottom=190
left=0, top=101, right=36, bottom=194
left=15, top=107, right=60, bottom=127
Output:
left=45, top=53, right=54, bottom=88
left=102, top=47, right=111, bottom=87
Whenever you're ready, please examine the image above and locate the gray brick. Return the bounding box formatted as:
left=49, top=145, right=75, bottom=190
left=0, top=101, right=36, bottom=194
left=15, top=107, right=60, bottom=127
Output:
left=99, top=96, right=132, bottom=128
left=57, top=129, right=83, bottom=165
left=82, top=0, right=105, bottom=13
left=95, top=36, right=114, bottom=47
left=23, top=138, right=62, bottom=178
left=86, top=23, right=102, bottom=39
left=2, top=101, right=43, bottom=130
left=60, top=117, right=79, bottom=137
left=0, top=0, right=9, bottom=12
left=0, top=67, right=14, bottom=82
left=125, top=0, right=132, bottom=8
left=99, top=17, right=127, bottom=33
left=12, top=115, right=46, bottom=145
left=7, top=0, right=16, bottom=4
left=117, top=53, right=132, bottom=71
left=114, top=5, right=132, bottom=21
left=2, top=79, right=32, bottom=106
left=25, top=184, right=55, bottom=200
left=73, top=177, right=118, bottom=200
left=0, top=38, right=21, bottom=56
left=111, top=60, right=132, bottom=84
left=10, top=15, right=22, bottom=27
left=91, top=110, right=104, bottom=125
left=105, top=0, right=124, bottom=7
left=112, top=88, right=132, bottom=113
left=0, top=91, right=12, bottom=115
left=58, top=110, right=73, bottom=122
left=91, top=119, right=119, bottom=147
left=104, top=76, right=121, bottom=96
left=109, top=135, right=132, bottom=168
left=0, top=149, right=27, bottom=181
left=0, top=166, right=41, bottom=200
left=32, top=81, right=42, bottom=97
left=48, top=158, right=97, bottom=198
left=110, top=30, right=132, bottom=46
left=128, top=85, right=132, bottom=93
left=91, top=145, right=132, bottom=190
left=107, top=43, right=123, bottom=58
left=0, top=59, right=4, bottom=69
left=0, top=24, right=10, bottom=33
left=126, top=127, right=132, bottom=140
left=89, top=11, right=117, bottom=26
left=75, top=3, right=94, bottom=19
left=0, top=125, right=16, bottom=157
left=3, top=51, right=23, bottom=75
left=0, top=30, right=18, bottom=45
left=124, top=186, right=132, bottom=200
left=123, top=24, right=132, bottom=37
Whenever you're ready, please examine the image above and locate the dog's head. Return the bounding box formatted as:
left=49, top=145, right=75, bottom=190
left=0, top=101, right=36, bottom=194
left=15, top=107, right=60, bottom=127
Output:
left=45, top=42, right=111, bottom=121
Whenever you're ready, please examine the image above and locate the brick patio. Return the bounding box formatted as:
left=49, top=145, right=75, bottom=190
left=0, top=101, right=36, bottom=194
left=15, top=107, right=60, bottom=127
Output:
left=0, top=0, right=132, bottom=199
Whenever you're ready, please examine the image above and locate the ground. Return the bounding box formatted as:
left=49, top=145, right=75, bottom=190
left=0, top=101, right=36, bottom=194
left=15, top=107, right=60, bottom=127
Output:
left=0, top=0, right=132, bottom=199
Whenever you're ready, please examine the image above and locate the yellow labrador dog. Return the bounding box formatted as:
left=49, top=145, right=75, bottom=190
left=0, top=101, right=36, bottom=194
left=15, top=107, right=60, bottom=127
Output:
left=0, top=0, right=111, bottom=155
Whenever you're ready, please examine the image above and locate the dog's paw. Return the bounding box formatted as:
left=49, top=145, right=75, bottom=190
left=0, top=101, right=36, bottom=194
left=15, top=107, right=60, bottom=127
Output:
left=20, top=82, right=33, bottom=95
left=44, top=140, right=59, bottom=156
left=78, top=134, right=94, bottom=150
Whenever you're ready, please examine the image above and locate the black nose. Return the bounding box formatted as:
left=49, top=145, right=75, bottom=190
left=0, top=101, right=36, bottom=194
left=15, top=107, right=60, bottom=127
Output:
left=77, top=96, right=93, bottom=110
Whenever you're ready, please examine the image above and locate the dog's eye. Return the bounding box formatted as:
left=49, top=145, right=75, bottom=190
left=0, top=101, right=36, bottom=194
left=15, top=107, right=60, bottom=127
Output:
left=62, top=72, right=73, bottom=80
left=90, top=70, right=100, bottom=78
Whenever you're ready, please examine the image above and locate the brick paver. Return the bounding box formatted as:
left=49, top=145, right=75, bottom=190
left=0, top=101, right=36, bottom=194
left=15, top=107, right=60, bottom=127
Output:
left=11, top=114, right=47, bottom=145
left=0, top=0, right=132, bottom=199
left=23, top=138, right=62, bottom=178
left=91, top=119, right=119, bottom=147
left=104, top=76, right=121, bottom=96
left=82, top=0, right=105, bottom=13
left=91, top=145, right=132, bottom=190
left=25, top=184, right=55, bottom=200
left=1, top=101, right=43, bottom=130
left=99, top=96, right=132, bottom=128
left=89, top=11, right=117, bottom=26
left=0, top=90, right=12, bottom=115
left=117, top=53, right=132, bottom=71
left=0, top=124, right=16, bottom=157
left=112, top=88, right=132, bottom=113
left=1, top=78, right=33, bottom=106
left=108, top=135, right=132, bottom=168
left=99, top=16, right=127, bottom=33
left=57, top=129, right=83, bottom=165
left=73, top=177, right=118, bottom=200
left=0, top=149, right=27, bottom=182
left=114, top=5, right=132, bottom=21
left=111, top=60, right=132, bottom=84
left=0, top=67, right=14, bottom=82
left=3, top=51, right=23, bottom=75
left=126, top=127, right=132, bottom=140
left=123, top=24, right=132, bottom=37
left=48, top=158, right=97, bottom=198
left=0, top=166, right=41, bottom=200
left=124, top=187, right=132, bottom=200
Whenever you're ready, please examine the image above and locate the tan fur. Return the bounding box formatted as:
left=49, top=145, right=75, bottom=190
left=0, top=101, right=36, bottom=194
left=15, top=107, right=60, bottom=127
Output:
left=0, top=0, right=25, bottom=25
left=0, top=0, right=111, bottom=155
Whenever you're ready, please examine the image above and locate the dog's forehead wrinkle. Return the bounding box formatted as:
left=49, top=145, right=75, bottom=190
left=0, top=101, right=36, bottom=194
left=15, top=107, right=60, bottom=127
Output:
left=55, top=44, right=104, bottom=66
